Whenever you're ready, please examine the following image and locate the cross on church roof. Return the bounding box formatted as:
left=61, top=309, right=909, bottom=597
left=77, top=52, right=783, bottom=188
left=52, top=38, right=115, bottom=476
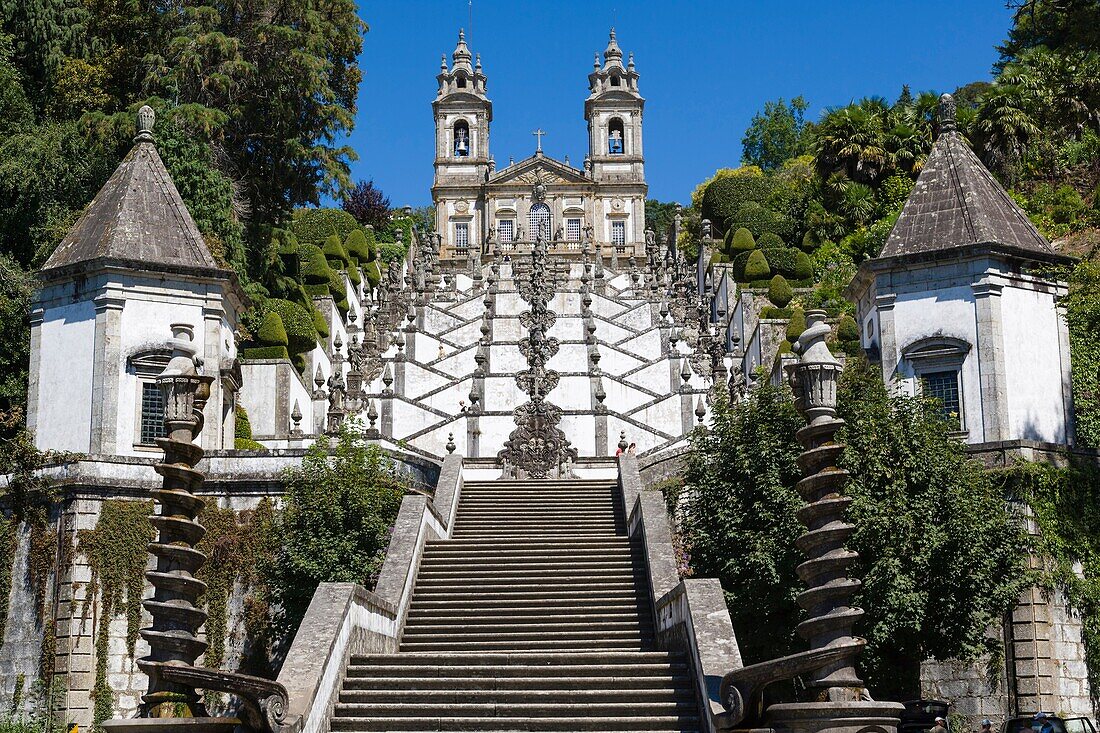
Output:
left=532, top=128, right=545, bottom=154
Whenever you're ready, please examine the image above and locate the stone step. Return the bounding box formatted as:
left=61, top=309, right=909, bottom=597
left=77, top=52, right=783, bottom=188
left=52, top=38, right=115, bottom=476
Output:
left=414, top=571, right=642, bottom=584
left=403, top=611, right=647, bottom=626
left=340, top=674, right=691, bottom=691
left=425, top=538, right=636, bottom=547
left=330, top=714, right=700, bottom=732
left=349, top=651, right=683, bottom=666
left=337, top=689, right=694, bottom=705
left=449, top=530, right=623, bottom=538
left=415, top=563, right=637, bottom=575
left=407, top=600, right=642, bottom=615
left=408, top=583, right=642, bottom=596
left=334, top=701, right=696, bottom=718
left=402, top=620, right=652, bottom=636
left=398, top=638, right=652, bottom=652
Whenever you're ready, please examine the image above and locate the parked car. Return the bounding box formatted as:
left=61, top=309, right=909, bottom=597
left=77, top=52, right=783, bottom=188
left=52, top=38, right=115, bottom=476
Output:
left=1002, top=714, right=1097, bottom=733
left=900, top=700, right=950, bottom=733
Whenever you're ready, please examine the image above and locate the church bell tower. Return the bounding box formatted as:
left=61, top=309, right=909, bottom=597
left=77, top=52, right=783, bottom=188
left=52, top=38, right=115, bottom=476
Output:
left=433, top=29, right=492, bottom=254
left=585, top=29, right=645, bottom=183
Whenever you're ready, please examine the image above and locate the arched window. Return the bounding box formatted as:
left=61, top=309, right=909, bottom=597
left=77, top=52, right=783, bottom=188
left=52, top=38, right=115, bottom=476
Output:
left=528, top=203, right=551, bottom=241
left=608, top=118, right=625, bottom=155
left=453, top=120, right=470, bottom=157
left=456, top=75, right=467, bottom=89
left=610, top=75, right=621, bottom=87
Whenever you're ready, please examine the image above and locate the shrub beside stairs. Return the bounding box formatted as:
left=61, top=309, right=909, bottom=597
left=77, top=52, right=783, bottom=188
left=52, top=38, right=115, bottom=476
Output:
left=330, top=478, right=701, bottom=732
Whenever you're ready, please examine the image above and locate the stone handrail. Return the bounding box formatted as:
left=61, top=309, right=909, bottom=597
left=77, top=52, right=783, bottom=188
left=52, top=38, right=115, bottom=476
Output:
left=618, top=455, right=742, bottom=733
left=277, top=453, right=463, bottom=733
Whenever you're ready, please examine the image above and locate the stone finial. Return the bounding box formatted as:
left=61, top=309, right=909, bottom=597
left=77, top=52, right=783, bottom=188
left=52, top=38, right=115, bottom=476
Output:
left=604, top=28, right=622, bottom=63
left=135, top=104, right=156, bottom=144
left=593, top=52, right=601, bottom=69
left=290, top=400, right=303, bottom=438
left=695, top=396, right=707, bottom=424
left=446, top=432, right=456, bottom=454
left=441, top=54, right=448, bottom=71
left=937, top=93, right=957, bottom=136
left=617, top=431, right=628, bottom=452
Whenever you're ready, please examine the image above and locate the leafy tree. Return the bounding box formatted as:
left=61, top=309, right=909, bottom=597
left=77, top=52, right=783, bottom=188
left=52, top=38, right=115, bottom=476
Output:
left=269, top=424, right=406, bottom=629
left=645, top=199, right=680, bottom=236
left=342, top=179, right=391, bottom=230
left=1062, top=257, right=1100, bottom=446
left=813, top=103, right=890, bottom=185
left=741, top=96, right=810, bottom=171
left=0, top=255, right=32, bottom=433
left=998, top=0, right=1100, bottom=64
left=837, top=358, right=1030, bottom=699
left=680, top=388, right=806, bottom=664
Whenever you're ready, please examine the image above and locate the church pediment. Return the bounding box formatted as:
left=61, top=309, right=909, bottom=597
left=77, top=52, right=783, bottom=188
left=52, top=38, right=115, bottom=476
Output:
left=488, top=155, right=590, bottom=186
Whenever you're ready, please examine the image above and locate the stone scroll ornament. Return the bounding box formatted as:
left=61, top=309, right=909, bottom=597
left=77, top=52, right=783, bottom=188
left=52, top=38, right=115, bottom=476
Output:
left=104, top=318, right=297, bottom=733
left=499, top=236, right=576, bottom=479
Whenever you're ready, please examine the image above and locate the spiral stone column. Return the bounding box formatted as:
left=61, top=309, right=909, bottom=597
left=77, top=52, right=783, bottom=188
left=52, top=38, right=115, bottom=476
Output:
left=139, top=323, right=215, bottom=718
left=766, top=309, right=902, bottom=733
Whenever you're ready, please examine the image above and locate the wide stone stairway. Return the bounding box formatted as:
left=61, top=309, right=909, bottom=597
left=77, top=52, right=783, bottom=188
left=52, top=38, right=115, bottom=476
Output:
left=331, top=478, right=700, bottom=732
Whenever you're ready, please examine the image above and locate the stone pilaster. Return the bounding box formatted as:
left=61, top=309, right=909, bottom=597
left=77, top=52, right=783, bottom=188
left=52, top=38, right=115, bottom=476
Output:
left=973, top=280, right=1008, bottom=443
left=89, top=294, right=125, bottom=455
left=874, top=292, right=898, bottom=385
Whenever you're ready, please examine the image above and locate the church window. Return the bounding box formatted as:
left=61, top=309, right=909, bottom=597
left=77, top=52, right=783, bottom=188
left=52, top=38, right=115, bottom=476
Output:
left=608, top=118, right=625, bottom=154
left=456, top=76, right=467, bottom=89
left=921, top=371, right=962, bottom=427
left=139, top=382, right=166, bottom=445
left=454, top=222, right=469, bottom=250
left=529, top=203, right=552, bottom=241
left=566, top=218, right=581, bottom=242
left=611, top=220, right=626, bottom=249
left=611, top=75, right=621, bottom=87
left=453, top=120, right=470, bottom=157
left=498, top=219, right=514, bottom=243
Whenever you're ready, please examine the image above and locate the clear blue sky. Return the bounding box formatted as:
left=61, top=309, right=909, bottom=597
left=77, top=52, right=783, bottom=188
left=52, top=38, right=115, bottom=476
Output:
left=343, top=1, right=1014, bottom=208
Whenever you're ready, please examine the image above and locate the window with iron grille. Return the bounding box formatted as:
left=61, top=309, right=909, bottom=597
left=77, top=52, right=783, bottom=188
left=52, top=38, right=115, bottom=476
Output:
left=140, top=382, right=166, bottom=444
left=454, top=222, right=469, bottom=250
left=498, top=219, right=514, bottom=243
left=566, top=218, right=581, bottom=242
left=921, top=370, right=962, bottom=427
left=529, top=203, right=551, bottom=241
left=611, top=220, right=626, bottom=248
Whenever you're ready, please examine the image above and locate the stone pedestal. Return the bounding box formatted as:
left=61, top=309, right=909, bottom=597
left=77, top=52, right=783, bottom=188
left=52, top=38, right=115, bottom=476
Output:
left=767, top=701, right=903, bottom=733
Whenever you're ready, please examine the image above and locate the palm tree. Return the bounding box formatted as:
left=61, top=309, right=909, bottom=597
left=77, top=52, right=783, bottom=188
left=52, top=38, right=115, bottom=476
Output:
left=813, top=105, right=890, bottom=184
left=973, top=82, right=1040, bottom=180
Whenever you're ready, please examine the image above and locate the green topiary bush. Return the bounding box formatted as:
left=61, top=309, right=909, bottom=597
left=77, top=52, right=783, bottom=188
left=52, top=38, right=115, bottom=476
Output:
left=364, top=226, right=379, bottom=261
left=313, top=306, right=329, bottom=340
left=743, top=249, right=771, bottom=281
left=837, top=314, right=860, bottom=342
left=760, top=306, right=793, bottom=319
left=768, top=274, right=793, bottom=307
left=762, top=247, right=798, bottom=278
left=725, top=227, right=756, bottom=254
left=344, top=229, right=371, bottom=266
left=785, top=307, right=806, bottom=342
left=777, top=340, right=792, bottom=355
left=235, top=405, right=253, bottom=440
left=272, top=228, right=299, bottom=256
left=298, top=244, right=333, bottom=285
left=267, top=298, right=318, bottom=355
left=728, top=200, right=795, bottom=240
left=793, top=250, right=813, bottom=280
left=365, top=260, right=382, bottom=289
left=291, top=208, right=360, bottom=247
left=256, top=311, right=288, bottom=346
left=240, top=345, right=290, bottom=360
left=234, top=437, right=266, bottom=451
left=323, top=233, right=350, bottom=270
left=700, top=172, right=773, bottom=232
left=756, top=232, right=785, bottom=249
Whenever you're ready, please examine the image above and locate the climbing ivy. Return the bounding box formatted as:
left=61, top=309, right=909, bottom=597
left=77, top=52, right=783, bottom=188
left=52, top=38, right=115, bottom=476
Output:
left=0, top=517, right=15, bottom=641
left=195, top=499, right=280, bottom=671
left=77, top=500, right=154, bottom=729
left=996, top=459, right=1100, bottom=706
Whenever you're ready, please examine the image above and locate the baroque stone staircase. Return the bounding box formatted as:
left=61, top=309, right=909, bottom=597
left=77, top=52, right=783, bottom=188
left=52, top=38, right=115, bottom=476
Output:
left=331, top=478, right=701, bottom=732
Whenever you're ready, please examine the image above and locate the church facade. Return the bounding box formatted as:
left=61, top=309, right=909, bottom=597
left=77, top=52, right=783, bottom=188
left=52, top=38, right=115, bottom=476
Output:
left=432, top=30, right=647, bottom=260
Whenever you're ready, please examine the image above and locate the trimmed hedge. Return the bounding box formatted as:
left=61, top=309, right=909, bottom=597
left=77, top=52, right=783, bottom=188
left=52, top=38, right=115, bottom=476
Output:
left=235, top=405, right=253, bottom=439
left=793, top=250, right=813, bottom=280
left=303, top=283, right=330, bottom=298
left=299, top=244, right=333, bottom=285
left=760, top=306, right=792, bottom=319
left=837, top=315, right=860, bottom=342
left=743, top=249, right=771, bottom=281
left=726, top=227, right=756, bottom=253
left=762, top=247, right=797, bottom=277
left=256, top=311, right=288, bottom=346
left=323, top=233, right=350, bottom=269
left=291, top=208, right=360, bottom=247
left=240, top=345, right=290, bottom=360
left=728, top=200, right=795, bottom=240
left=313, top=306, right=329, bottom=339
left=267, top=298, right=318, bottom=355
left=768, top=275, right=793, bottom=307
left=272, top=228, right=299, bottom=256
left=365, top=260, right=382, bottom=289
left=234, top=437, right=266, bottom=451
left=785, top=307, right=806, bottom=342
left=344, top=229, right=372, bottom=265
left=756, top=232, right=784, bottom=249
left=700, top=173, right=773, bottom=232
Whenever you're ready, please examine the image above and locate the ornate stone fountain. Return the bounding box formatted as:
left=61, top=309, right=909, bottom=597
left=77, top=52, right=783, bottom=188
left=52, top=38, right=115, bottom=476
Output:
left=102, top=324, right=296, bottom=733
left=717, top=311, right=902, bottom=733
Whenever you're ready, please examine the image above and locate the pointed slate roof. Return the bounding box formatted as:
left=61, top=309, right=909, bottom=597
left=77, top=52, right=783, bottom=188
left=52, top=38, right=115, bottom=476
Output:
left=879, top=94, right=1056, bottom=259
left=42, top=106, right=225, bottom=277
